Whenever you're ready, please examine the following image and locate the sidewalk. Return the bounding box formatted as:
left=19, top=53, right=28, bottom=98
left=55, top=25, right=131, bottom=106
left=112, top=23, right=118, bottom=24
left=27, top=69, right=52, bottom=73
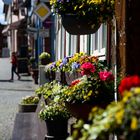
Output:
left=0, top=58, right=39, bottom=140
left=0, top=57, right=38, bottom=91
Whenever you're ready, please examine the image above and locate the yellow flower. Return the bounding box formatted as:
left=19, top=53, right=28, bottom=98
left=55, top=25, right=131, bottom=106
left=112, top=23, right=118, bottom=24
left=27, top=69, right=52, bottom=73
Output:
left=133, top=87, right=140, bottom=94
left=131, top=117, right=138, bottom=130
left=87, top=0, right=102, bottom=4
left=88, top=90, right=92, bottom=97
left=115, top=109, right=124, bottom=124
left=50, top=0, right=57, bottom=5
left=56, top=59, right=62, bottom=67
left=91, top=106, right=98, bottom=112
left=122, top=91, right=131, bottom=103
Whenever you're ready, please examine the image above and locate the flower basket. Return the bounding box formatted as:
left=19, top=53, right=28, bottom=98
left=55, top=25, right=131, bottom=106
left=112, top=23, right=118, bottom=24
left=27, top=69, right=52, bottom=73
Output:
left=18, top=104, right=38, bottom=113
left=61, top=14, right=101, bottom=35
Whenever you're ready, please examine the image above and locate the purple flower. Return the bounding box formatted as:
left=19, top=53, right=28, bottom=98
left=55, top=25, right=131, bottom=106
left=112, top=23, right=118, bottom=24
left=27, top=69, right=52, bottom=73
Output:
left=62, top=57, right=68, bottom=65
left=59, top=63, right=64, bottom=69
left=50, top=62, right=56, bottom=69
left=72, top=62, right=80, bottom=71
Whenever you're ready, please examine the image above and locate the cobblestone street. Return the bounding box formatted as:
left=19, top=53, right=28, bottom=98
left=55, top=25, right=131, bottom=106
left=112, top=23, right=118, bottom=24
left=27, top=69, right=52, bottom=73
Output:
left=0, top=58, right=38, bottom=140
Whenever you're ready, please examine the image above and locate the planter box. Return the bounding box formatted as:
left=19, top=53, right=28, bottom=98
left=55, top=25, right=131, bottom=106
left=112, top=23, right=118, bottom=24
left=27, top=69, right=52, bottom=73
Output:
left=18, top=104, right=38, bottom=113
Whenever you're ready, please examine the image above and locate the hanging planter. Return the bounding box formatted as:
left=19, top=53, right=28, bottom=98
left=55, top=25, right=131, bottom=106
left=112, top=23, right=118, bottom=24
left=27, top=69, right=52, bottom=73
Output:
left=50, top=0, right=115, bottom=35
left=61, top=14, right=101, bottom=35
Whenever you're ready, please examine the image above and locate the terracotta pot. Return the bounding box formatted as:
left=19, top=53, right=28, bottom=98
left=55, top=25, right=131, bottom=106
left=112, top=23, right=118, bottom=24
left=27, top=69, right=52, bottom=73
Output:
left=61, top=14, right=101, bottom=35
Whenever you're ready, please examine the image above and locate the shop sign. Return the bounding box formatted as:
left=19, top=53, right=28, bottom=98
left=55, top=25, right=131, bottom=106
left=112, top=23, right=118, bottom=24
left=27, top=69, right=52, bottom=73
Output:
left=39, top=29, right=49, bottom=37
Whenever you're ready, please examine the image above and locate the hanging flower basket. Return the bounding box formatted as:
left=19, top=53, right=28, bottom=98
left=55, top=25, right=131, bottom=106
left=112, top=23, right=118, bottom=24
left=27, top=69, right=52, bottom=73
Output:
left=61, top=14, right=101, bottom=35
left=50, top=0, right=115, bottom=35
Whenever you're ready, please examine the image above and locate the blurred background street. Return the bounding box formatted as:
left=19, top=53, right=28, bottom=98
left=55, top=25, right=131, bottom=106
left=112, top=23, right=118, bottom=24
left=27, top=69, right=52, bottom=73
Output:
left=0, top=57, right=38, bottom=140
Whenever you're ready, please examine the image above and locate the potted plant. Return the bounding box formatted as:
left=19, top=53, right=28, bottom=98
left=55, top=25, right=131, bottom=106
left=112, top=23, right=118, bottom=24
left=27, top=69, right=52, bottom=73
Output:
left=68, top=83, right=140, bottom=140
left=61, top=60, right=115, bottom=120
left=39, top=52, right=51, bottom=65
left=39, top=102, right=70, bottom=139
left=50, top=0, right=115, bottom=35
left=67, top=75, right=140, bottom=140
left=35, top=86, right=44, bottom=99
left=18, top=95, right=39, bottom=112
left=42, top=80, right=65, bottom=104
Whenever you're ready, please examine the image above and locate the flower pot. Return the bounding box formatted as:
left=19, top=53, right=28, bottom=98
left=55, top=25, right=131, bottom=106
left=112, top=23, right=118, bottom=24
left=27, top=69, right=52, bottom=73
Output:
left=65, top=102, right=108, bottom=121
left=31, top=69, right=38, bottom=84
left=18, top=104, right=38, bottom=113
left=40, top=58, right=50, bottom=65
left=45, top=119, right=69, bottom=139
left=61, top=14, right=101, bottom=35
left=65, top=102, right=93, bottom=120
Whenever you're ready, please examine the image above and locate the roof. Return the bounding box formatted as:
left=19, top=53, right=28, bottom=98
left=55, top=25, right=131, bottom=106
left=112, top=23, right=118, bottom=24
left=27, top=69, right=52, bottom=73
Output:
left=9, top=19, right=26, bottom=30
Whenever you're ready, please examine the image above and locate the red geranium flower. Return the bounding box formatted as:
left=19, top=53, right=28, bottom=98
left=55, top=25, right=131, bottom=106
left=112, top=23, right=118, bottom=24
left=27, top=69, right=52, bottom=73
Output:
left=80, top=62, right=96, bottom=76
left=118, top=75, right=140, bottom=96
left=99, top=71, right=114, bottom=81
left=70, top=79, right=80, bottom=87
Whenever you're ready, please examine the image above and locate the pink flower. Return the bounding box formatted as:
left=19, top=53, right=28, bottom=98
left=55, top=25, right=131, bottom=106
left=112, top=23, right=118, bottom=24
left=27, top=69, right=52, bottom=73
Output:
left=80, top=62, right=96, bottom=75
left=99, top=71, right=114, bottom=81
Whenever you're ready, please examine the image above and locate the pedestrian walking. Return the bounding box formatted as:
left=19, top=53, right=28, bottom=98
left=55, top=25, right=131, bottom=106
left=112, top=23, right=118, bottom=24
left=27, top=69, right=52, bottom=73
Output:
left=10, top=52, right=21, bottom=81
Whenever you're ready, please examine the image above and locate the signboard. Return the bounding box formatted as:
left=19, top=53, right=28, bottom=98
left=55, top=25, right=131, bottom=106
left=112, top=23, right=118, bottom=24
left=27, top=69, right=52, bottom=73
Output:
left=39, top=29, right=49, bottom=37
left=34, top=3, right=51, bottom=21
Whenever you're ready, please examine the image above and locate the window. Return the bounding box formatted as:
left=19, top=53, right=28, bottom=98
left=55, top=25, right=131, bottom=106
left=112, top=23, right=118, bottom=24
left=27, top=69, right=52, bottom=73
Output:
left=90, top=24, right=107, bottom=60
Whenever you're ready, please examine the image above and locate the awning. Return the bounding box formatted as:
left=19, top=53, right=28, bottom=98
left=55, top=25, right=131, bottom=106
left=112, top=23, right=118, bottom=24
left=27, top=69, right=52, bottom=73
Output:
left=9, top=19, right=26, bottom=30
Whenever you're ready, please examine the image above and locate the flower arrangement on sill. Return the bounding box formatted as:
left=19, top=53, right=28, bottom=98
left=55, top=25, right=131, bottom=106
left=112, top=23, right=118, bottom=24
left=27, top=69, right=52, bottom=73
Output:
left=68, top=86, right=140, bottom=140
left=59, top=58, right=114, bottom=104
left=45, top=52, right=86, bottom=73
left=50, top=0, right=115, bottom=24
left=20, top=95, right=39, bottom=105
left=45, top=52, right=105, bottom=74
left=39, top=102, right=70, bottom=121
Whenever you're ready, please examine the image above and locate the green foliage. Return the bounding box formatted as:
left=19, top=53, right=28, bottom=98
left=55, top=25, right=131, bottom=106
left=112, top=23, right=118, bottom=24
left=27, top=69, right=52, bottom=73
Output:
left=39, top=102, right=70, bottom=121
left=21, top=95, right=39, bottom=105
left=39, top=52, right=50, bottom=60
left=68, top=87, right=140, bottom=140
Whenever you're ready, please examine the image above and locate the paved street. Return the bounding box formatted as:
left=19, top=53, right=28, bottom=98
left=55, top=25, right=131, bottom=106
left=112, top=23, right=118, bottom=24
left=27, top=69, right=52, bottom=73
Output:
left=0, top=58, right=39, bottom=140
